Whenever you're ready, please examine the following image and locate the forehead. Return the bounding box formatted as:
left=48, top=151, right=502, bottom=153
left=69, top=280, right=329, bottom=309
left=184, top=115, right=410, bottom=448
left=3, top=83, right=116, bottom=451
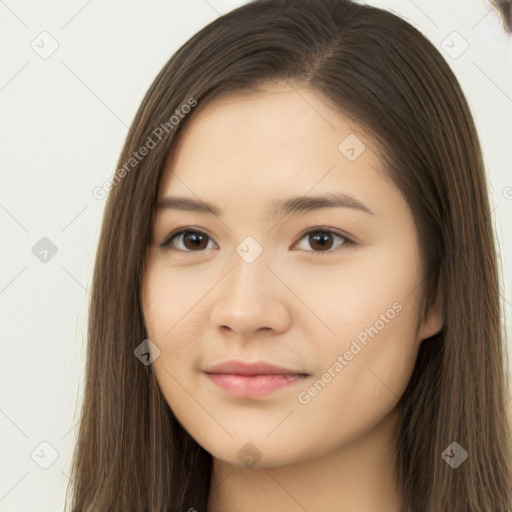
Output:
left=157, top=88, right=401, bottom=222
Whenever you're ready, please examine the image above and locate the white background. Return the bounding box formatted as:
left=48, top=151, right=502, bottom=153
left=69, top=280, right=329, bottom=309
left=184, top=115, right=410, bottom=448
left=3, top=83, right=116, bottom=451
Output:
left=1, top=1, right=511, bottom=510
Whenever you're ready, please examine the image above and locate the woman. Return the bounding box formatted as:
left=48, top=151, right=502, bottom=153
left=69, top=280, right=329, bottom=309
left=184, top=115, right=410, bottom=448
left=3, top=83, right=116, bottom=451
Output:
left=66, top=0, right=512, bottom=510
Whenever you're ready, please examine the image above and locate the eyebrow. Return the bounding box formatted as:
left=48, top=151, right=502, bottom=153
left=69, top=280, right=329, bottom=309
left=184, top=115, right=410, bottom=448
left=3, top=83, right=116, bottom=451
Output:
left=156, top=192, right=375, bottom=219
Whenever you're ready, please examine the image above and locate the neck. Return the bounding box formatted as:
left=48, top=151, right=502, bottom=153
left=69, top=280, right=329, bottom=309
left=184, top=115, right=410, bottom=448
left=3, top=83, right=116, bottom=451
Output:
left=207, top=406, right=403, bottom=512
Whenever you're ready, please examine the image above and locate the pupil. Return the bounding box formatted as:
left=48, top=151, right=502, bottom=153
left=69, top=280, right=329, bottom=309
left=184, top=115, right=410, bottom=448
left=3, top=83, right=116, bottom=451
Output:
left=310, top=232, right=332, bottom=251
left=185, top=231, right=207, bottom=250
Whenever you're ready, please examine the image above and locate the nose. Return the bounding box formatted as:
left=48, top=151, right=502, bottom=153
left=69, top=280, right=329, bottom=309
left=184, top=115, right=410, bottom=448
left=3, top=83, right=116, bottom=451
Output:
left=209, top=251, right=293, bottom=339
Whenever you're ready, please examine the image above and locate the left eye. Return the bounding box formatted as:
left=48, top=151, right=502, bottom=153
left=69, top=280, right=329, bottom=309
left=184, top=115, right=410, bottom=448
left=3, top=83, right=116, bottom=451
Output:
left=294, top=229, right=352, bottom=254
left=160, top=228, right=353, bottom=254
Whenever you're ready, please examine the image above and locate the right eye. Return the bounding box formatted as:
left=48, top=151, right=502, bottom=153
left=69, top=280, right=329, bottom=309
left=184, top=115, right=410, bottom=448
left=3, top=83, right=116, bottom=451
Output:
left=160, top=229, right=218, bottom=252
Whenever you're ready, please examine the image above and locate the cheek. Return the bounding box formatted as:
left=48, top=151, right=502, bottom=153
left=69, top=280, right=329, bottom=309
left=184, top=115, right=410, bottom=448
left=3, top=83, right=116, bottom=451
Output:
left=290, top=237, right=422, bottom=338
left=292, top=291, right=421, bottom=452
left=141, top=266, right=196, bottom=417
left=142, top=261, right=211, bottom=344
left=142, top=263, right=212, bottom=403
left=293, top=242, right=423, bottom=398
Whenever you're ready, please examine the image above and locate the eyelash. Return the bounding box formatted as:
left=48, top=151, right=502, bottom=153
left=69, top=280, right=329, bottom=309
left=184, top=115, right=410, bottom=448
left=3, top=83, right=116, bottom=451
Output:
left=159, top=227, right=355, bottom=256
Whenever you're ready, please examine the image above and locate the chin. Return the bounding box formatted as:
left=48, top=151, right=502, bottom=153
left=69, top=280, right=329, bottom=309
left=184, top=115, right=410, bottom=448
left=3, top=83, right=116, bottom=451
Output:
left=193, top=431, right=314, bottom=469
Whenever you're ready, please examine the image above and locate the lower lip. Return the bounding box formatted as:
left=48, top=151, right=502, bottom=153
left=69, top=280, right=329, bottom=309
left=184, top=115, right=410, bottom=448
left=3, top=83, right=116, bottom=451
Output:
left=205, top=373, right=307, bottom=398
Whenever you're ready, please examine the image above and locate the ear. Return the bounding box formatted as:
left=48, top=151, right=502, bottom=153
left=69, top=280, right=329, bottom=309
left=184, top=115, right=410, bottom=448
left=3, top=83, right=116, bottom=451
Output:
left=418, top=279, right=444, bottom=341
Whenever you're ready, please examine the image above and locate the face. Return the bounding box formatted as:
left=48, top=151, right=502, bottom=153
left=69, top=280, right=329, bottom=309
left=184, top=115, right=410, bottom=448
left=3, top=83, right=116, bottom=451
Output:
left=141, top=86, right=443, bottom=468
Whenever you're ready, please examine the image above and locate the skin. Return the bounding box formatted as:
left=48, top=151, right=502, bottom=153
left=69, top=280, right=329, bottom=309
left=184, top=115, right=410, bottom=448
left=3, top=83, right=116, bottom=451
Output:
left=141, top=86, right=443, bottom=512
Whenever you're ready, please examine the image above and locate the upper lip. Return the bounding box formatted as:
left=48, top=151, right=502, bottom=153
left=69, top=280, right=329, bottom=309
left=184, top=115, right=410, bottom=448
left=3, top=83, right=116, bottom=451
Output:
left=203, top=360, right=308, bottom=376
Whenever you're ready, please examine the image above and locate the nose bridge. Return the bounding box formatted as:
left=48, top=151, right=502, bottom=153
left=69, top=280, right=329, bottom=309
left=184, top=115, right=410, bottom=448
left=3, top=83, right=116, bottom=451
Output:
left=225, top=241, right=271, bottom=302
left=210, top=240, right=291, bottom=336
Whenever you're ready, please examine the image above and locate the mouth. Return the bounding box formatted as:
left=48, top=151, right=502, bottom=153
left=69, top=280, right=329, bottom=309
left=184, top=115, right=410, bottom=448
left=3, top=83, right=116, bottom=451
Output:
left=203, top=360, right=309, bottom=398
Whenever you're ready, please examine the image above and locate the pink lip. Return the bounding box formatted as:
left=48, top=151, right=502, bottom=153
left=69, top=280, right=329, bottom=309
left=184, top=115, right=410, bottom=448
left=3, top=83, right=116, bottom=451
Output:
left=203, top=360, right=308, bottom=398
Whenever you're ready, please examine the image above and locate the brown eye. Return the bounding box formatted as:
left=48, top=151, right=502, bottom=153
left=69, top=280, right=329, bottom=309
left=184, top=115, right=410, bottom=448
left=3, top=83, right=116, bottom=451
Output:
left=160, top=227, right=353, bottom=255
left=308, top=231, right=335, bottom=251
left=161, top=230, right=217, bottom=252
left=294, top=229, right=352, bottom=255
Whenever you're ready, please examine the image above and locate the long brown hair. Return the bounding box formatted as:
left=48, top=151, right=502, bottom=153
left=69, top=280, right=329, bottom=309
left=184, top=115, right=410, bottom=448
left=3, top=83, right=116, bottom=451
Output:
left=66, top=0, right=512, bottom=510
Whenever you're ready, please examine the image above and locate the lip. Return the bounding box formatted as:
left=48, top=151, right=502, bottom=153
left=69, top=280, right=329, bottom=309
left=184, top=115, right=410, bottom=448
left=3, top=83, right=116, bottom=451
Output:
left=203, top=360, right=309, bottom=398
left=204, top=360, right=307, bottom=376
